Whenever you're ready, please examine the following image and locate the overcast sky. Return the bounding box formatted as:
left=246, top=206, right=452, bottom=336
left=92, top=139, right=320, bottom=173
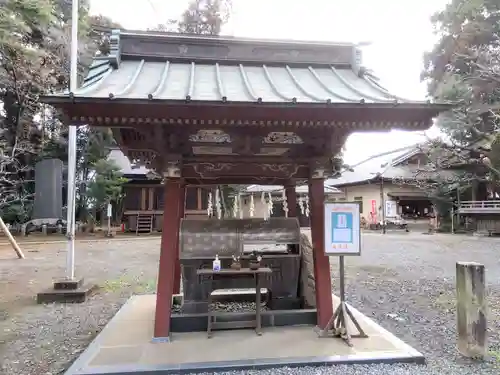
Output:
left=89, top=0, right=450, bottom=163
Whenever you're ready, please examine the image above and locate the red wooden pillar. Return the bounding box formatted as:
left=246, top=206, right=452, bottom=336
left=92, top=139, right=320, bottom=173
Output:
left=154, top=178, right=182, bottom=341
left=173, top=184, right=185, bottom=294
left=308, top=178, right=333, bottom=329
left=285, top=185, right=298, bottom=217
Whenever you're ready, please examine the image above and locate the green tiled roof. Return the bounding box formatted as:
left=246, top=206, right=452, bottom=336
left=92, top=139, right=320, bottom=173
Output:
left=55, top=59, right=413, bottom=103
left=50, top=30, right=420, bottom=104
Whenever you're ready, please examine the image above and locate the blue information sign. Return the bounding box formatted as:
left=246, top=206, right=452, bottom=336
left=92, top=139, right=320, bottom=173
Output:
left=324, top=203, right=361, bottom=255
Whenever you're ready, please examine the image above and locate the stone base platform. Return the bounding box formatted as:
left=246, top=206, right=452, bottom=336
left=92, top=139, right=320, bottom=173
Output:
left=37, top=279, right=97, bottom=304
left=65, top=295, right=424, bottom=375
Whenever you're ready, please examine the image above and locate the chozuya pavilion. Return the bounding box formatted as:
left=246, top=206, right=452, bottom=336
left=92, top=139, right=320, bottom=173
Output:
left=43, top=29, right=448, bottom=366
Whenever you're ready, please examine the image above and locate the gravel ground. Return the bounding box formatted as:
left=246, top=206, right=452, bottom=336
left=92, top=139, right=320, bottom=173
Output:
left=333, top=232, right=500, bottom=375
left=1, top=232, right=500, bottom=375
left=0, top=237, right=160, bottom=375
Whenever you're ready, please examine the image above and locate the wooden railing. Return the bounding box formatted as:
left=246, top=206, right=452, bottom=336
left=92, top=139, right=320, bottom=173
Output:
left=458, top=200, right=500, bottom=213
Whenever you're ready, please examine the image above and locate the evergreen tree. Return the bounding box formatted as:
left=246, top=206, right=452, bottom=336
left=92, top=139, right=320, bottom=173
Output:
left=152, top=0, right=231, bottom=35
left=86, top=159, right=128, bottom=225
left=177, top=0, right=231, bottom=35
left=0, top=0, right=120, bottom=222
left=421, top=0, right=500, bottom=197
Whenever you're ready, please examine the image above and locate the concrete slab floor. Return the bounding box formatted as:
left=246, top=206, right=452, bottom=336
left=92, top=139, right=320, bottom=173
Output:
left=65, top=295, right=424, bottom=375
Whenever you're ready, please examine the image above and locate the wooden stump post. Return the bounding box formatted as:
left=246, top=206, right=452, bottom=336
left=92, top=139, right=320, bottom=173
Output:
left=0, top=216, right=25, bottom=259
left=456, top=262, right=487, bottom=359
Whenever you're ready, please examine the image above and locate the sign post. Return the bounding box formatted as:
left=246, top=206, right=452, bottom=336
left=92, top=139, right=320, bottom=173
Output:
left=319, top=202, right=368, bottom=346
left=106, top=203, right=112, bottom=236
left=370, top=199, right=377, bottom=224
left=385, top=200, right=397, bottom=218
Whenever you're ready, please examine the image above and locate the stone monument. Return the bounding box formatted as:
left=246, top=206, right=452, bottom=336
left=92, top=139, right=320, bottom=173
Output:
left=33, top=159, right=63, bottom=220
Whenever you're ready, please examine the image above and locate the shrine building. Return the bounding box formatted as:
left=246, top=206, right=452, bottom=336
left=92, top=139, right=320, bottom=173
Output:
left=42, top=29, right=450, bottom=341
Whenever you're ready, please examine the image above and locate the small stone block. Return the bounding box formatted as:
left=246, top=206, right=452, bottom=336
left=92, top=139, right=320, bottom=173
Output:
left=37, top=283, right=97, bottom=304
left=53, top=278, right=84, bottom=290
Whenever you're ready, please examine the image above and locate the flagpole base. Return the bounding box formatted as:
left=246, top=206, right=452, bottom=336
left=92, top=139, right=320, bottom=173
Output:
left=36, top=278, right=97, bottom=304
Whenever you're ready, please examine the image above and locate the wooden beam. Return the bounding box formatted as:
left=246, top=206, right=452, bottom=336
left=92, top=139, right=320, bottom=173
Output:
left=124, top=184, right=162, bottom=188
left=122, top=138, right=310, bottom=151
left=285, top=185, right=298, bottom=217
left=154, top=178, right=183, bottom=340
left=115, top=125, right=340, bottom=162
left=153, top=124, right=166, bottom=153
left=111, top=128, right=124, bottom=145
left=148, top=188, right=154, bottom=210
left=140, top=188, right=147, bottom=210
left=182, top=162, right=309, bottom=180
left=124, top=210, right=163, bottom=215
left=183, top=177, right=300, bottom=185
left=182, top=155, right=309, bottom=163
left=309, top=178, right=333, bottom=329
left=60, top=101, right=441, bottom=129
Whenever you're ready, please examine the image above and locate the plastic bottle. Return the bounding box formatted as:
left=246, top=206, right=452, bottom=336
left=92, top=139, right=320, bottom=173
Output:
left=212, top=254, right=221, bottom=271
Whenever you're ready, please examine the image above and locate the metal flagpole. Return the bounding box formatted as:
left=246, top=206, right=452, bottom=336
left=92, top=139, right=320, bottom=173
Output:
left=66, top=0, right=79, bottom=280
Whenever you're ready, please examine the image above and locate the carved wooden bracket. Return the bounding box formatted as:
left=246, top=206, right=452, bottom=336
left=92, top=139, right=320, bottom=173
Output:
left=310, top=159, right=329, bottom=179
left=162, top=158, right=182, bottom=179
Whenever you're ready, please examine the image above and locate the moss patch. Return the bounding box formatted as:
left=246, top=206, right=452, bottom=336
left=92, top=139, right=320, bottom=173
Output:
left=101, top=274, right=157, bottom=294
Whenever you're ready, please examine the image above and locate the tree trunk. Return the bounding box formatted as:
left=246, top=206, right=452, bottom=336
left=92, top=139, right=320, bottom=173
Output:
left=115, top=198, right=124, bottom=224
